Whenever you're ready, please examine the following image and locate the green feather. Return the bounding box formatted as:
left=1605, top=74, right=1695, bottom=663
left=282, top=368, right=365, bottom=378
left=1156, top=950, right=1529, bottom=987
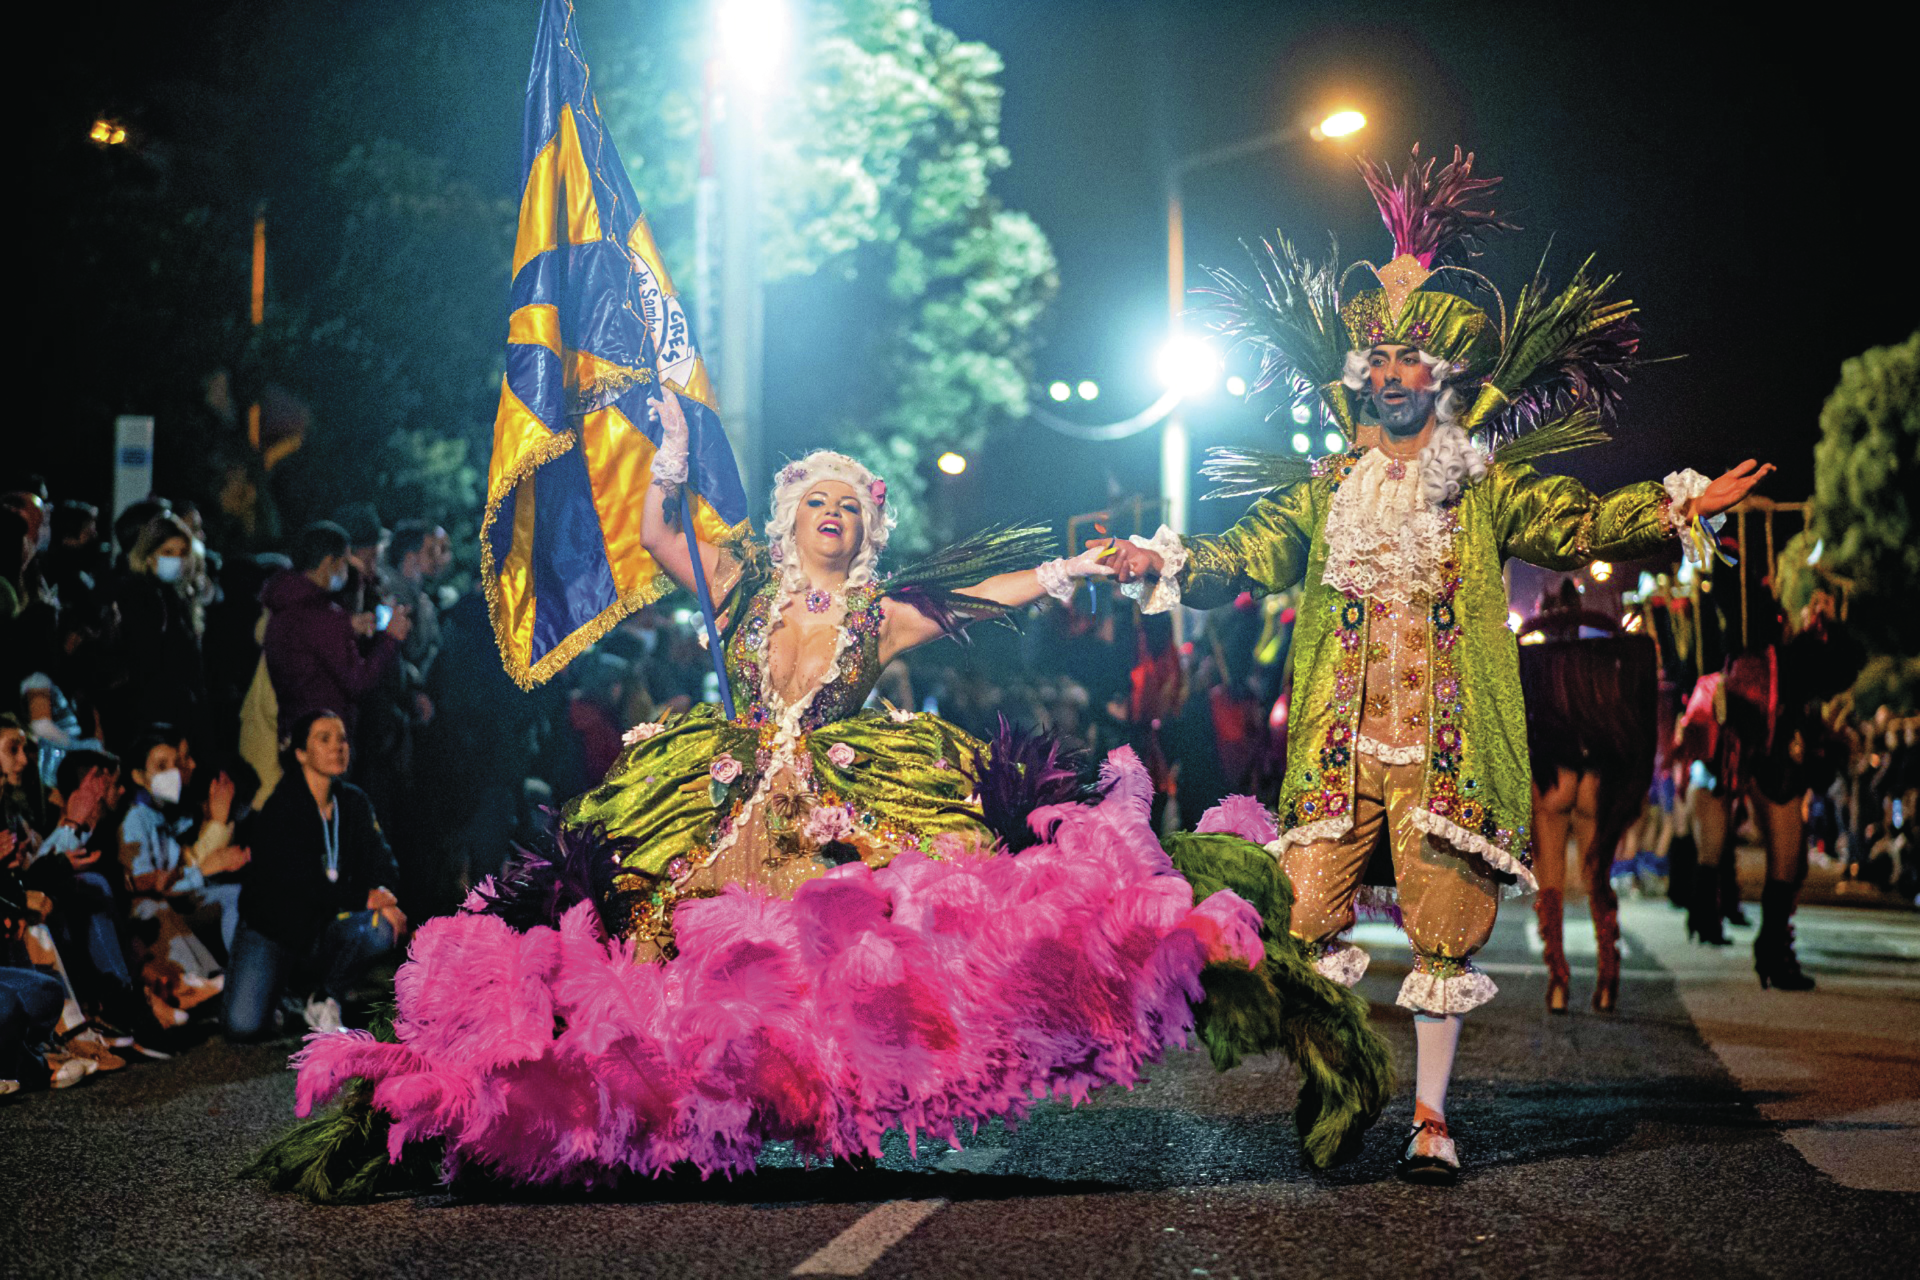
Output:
left=1198, top=234, right=1346, bottom=399
left=1200, top=447, right=1316, bottom=501
left=1164, top=831, right=1395, bottom=1169
left=1486, top=407, right=1612, bottom=469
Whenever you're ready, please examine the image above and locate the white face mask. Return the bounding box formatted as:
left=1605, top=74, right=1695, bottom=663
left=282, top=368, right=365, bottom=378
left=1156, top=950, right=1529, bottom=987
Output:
left=327, top=567, right=349, bottom=593
left=147, top=768, right=183, bottom=805
left=153, top=555, right=186, bottom=583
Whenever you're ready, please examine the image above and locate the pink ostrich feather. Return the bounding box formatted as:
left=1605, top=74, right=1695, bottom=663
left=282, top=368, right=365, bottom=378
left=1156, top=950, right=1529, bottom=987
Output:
left=1196, top=794, right=1280, bottom=847
left=291, top=747, right=1263, bottom=1185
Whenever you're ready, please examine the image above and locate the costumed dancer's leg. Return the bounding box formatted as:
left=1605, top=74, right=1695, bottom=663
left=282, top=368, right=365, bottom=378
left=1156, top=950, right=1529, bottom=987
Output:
left=1573, top=771, right=1624, bottom=1013
left=1384, top=758, right=1501, bottom=1185
left=1687, top=784, right=1733, bottom=945
left=1530, top=769, right=1576, bottom=1013
left=1274, top=754, right=1392, bottom=1167
left=1752, top=789, right=1814, bottom=991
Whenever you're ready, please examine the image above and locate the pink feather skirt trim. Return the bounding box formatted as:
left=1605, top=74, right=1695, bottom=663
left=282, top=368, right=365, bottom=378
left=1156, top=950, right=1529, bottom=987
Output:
left=292, top=750, right=1263, bottom=1184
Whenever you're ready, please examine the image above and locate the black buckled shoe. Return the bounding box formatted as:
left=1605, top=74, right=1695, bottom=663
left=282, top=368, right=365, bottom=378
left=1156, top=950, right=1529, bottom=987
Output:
left=1397, top=1120, right=1459, bottom=1185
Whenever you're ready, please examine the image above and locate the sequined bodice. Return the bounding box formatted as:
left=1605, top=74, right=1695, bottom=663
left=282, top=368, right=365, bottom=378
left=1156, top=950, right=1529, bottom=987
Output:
left=723, top=580, right=888, bottom=732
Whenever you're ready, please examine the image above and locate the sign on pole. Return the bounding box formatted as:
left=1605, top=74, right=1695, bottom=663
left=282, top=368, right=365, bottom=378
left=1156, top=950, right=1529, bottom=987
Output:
left=112, top=415, right=154, bottom=520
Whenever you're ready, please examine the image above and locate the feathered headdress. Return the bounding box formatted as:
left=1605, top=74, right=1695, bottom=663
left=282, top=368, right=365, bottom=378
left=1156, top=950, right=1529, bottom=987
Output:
left=1197, top=144, right=1643, bottom=498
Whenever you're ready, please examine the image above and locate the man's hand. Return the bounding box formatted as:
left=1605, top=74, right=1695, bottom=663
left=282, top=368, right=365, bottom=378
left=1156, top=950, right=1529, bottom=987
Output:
left=1692, top=460, right=1776, bottom=521
left=204, top=845, right=251, bottom=876
left=412, top=691, right=435, bottom=725
left=383, top=605, right=414, bottom=644
left=208, top=772, right=235, bottom=826
left=350, top=611, right=377, bottom=638
left=1088, top=537, right=1165, bottom=584
left=0, top=831, right=19, bottom=870
left=366, top=887, right=406, bottom=936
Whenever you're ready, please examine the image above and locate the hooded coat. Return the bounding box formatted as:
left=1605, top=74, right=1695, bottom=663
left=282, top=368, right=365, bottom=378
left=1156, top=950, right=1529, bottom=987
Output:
left=260, top=570, right=398, bottom=742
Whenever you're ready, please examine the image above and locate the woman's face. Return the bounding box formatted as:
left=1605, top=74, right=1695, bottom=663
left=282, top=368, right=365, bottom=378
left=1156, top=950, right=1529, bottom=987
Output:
left=791, top=480, right=865, bottom=567
left=154, top=535, right=190, bottom=560
left=296, top=716, right=351, bottom=780
left=0, top=729, right=28, bottom=784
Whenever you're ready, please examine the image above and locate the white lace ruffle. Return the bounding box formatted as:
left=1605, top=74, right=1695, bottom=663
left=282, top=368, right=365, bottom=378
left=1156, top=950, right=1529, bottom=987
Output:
left=1319, top=448, right=1456, bottom=605
left=1396, top=967, right=1498, bottom=1014
left=1265, top=814, right=1354, bottom=855
left=1119, top=525, right=1188, bottom=616
left=1662, top=468, right=1710, bottom=516
left=1407, top=808, right=1538, bottom=898
left=1035, top=558, right=1076, bottom=603
left=1314, top=941, right=1370, bottom=988
left=1356, top=734, right=1426, bottom=765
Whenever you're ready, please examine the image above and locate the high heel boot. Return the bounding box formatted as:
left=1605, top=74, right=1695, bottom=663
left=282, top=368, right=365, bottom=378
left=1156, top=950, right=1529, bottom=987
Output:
left=1720, top=853, right=1750, bottom=927
left=1686, top=863, right=1731, bottom=945
left=1591, top=885, right=1621, bottom=1013
left=1754, top=879, right=1815, bottom=991
left=1535, top=888, right=1570, bottom=1013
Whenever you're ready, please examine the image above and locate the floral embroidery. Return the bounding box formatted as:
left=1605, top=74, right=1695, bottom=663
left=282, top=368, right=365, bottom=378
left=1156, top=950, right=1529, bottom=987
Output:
left=826, top=742, right=857, bottom=768
left=710, top=753, right=743, bottom=784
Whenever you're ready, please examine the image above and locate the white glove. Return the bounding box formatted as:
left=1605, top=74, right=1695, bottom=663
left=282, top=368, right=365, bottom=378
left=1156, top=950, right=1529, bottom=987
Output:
left=1036, top=546, right=1116, bottom=603
left=649, top=393, right=690, bottom=487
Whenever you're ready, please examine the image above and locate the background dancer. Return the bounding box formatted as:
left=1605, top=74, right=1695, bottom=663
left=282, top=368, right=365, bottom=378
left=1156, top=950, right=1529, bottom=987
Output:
left=1104, top=145, right=1772, bottom=1183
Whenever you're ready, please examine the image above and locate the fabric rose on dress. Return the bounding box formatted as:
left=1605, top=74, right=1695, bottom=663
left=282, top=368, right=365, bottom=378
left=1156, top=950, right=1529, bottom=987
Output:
left=710, top=753, right=743, bottom=784
left=826, top=742, right=857, bottom=768
left=803, top=804, right=856, bottom=845
left=623, top=721, right=665, bottom=746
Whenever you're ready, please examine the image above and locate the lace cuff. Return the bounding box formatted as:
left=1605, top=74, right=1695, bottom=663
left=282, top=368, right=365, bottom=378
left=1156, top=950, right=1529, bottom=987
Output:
left=1035, top=558, right=1076, bottom=603
left=1118, top=525, right=1188, bottom=615
left=1662, top=469, right=1726, bottom=565
left=1662, top=469, right=1711, bottom=518
left=1312, top=941, right=1370, bottom=988
left=1396, top=959, right=1498, bottom=1014
left=652, top=414, right=690, bottom=487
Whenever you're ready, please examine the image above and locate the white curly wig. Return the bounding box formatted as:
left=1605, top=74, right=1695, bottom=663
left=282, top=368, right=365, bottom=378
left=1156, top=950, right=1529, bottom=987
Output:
left=765, top=450, right=897, bottom=592
left=1340, top=348, right=1487, bottom=505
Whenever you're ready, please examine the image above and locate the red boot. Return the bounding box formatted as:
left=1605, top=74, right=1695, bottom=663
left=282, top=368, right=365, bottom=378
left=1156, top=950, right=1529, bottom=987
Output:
left=1591, top=884, right=1621, bottom=1013
left=1535, top=888, right=1570, bottom=1013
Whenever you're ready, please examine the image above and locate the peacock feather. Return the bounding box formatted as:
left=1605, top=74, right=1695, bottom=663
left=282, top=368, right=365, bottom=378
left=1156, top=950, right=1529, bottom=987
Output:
left=1199, top=446, right=1317, bottom=501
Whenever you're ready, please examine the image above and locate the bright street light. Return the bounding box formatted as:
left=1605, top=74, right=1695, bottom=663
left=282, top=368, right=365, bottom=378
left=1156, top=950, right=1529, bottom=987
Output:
left=937, top=451, right=967, bottom=476
left=1077, top=380, right=1100, bottom=402
left=1224, top=375, right=1247, bottom=397
left=1291, top=432, right=1310, bottom=454
left=1590, top=560, right=1614, bottom=582
left=1310, top=110, right=1366, bottom=141
left=90, top=119, right=127, bottom=145
left=1048, top=381, right=1071, bottom=402
left=716, top=0, right=791, bottom=83
left=1156, top=336, right=1221, bottom=398
left=1323, top=431, right=1343, bottom=453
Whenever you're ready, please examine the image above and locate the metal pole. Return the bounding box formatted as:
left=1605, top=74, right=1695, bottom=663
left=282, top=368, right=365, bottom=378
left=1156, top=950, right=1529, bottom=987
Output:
left=718, top=81, right=764, bottom=510
left=1162, top=174, right=1189, bottom=536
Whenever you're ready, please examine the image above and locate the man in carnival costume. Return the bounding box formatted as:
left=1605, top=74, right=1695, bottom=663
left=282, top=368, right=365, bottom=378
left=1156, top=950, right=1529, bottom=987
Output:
left=1105, top=146, right=1772, bottom=1182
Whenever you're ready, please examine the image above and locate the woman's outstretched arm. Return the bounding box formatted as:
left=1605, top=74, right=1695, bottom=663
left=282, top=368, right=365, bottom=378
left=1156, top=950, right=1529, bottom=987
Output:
left=640, top=392, right=735, bottom=609
left=878, top=547, right=1112, bottom=665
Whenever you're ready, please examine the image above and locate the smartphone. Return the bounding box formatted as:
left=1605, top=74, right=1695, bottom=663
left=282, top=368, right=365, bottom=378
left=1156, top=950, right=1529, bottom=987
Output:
left=375, top=604, right=394, bottom=631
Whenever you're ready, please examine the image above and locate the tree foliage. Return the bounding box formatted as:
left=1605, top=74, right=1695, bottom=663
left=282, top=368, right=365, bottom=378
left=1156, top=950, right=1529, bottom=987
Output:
left=597, top=0, right=1057, bottom=549
left=1807, top=331, right=1920, bottom=709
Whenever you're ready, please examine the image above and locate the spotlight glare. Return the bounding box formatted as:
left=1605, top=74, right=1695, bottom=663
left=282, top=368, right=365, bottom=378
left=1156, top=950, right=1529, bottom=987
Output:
left=1155, top=336, right=1222, bottom=398
left=1589, top=560, right=1614, bottom=582
left=937, top=451, right=967, bottom=476
left=90, top=119, right=127, bottom=145
left=1291, top=402, right=1313, bottom=425
left=1507, top=610, right=1524, bottom=633
left=1077, top=380, right=1100, bottom=402
left=1048, top=381, right=1071, bottom=402
left=1291, top=432, right=1311, bottom=454
left=1314, top=110, right=1366, bottom=140
left=1323, top=431, right=1344, bottom=453
left=716, top=0, right=792, bottom=82
left=1224, top=375, right=1247, bottom=397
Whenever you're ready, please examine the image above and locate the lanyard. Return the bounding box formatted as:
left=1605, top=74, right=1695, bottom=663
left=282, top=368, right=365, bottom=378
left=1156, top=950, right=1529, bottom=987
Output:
left=320, top=799, right=340, bottom=884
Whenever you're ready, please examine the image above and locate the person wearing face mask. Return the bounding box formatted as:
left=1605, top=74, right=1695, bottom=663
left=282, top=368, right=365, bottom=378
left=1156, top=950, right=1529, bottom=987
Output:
left=259, top=522, right=412, bottom=750
left=97, top=513, right=207, bottom=753
left=118, top=730, right=250, bottom=1026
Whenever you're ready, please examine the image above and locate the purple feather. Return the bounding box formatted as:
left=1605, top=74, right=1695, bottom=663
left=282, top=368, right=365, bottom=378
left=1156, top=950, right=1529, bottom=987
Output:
left=464, top=815, right=639, bottom=936
left=978, top=716, right=1090, bottom=853
left=1356, top=144, right=1516, bottom=269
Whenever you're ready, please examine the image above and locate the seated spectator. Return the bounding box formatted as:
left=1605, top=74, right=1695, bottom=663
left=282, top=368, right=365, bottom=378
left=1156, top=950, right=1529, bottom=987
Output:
left=19, top=604, right=110, bottom=784
left=225, top=710, right=404, bottom=1039
left=3, top=894, right=90, bottom=1091
left=261, top=522, right=411, bottom=748
left=1, top=714, right=51, bottom=845
left=119, top=731, right=250, bottom=1026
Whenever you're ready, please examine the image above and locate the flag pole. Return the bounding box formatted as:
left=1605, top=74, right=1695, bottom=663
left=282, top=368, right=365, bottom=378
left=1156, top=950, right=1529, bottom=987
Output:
left=679, top=486, right=737, bottom=721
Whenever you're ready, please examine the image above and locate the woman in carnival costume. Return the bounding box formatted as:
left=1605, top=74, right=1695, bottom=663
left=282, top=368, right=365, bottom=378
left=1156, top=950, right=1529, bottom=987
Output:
left=1103, top=145, right=1774, bottom=1182
left=260, top=393, right=1393, bottom=1200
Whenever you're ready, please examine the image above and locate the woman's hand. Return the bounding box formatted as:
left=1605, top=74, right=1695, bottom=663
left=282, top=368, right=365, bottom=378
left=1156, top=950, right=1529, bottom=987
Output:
left=366, top=887, right=407, bottom=937
left=1086, top=537, right=1165, bottom=584
left=1690, top=460, right=1775, bottom=521
left=207, top=772, right=235, bottom=826
left=203, top=845, right=251, bottom=876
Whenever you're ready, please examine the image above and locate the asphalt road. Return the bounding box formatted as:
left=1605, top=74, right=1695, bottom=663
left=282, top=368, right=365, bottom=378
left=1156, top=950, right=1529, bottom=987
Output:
left=4, top=899, right=1916, bottom=1280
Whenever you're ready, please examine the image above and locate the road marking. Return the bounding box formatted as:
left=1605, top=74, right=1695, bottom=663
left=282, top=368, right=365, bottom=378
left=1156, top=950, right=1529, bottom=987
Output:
left=792, top=1200, right=946, bottom=1276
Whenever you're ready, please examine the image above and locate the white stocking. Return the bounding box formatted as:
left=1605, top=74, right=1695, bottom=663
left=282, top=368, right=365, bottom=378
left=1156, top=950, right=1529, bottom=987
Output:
left=1413, top=1012, right=1463, bottom=1124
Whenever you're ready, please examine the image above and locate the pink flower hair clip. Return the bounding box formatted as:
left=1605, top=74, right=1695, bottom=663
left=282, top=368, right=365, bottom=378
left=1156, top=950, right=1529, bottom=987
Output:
left=868, top=479, right=887, bottom=507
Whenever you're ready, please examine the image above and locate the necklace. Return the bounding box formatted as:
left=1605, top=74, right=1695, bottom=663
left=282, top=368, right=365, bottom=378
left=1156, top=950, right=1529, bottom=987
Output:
left=804, top=586, right=838, bottom=614
left=319, top=797, right=340, bottom=883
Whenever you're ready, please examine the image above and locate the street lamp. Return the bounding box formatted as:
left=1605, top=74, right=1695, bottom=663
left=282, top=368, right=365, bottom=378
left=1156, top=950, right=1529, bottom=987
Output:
left=1164, top=107, right=1365, bottom=533
left=1156, top=336, right=1222, bottom=398
left=1077, top=379, right=1100, bottom=402
left=937, top=451, right=967, bottom=476
left=1048, top=381, right=1071, bottom=402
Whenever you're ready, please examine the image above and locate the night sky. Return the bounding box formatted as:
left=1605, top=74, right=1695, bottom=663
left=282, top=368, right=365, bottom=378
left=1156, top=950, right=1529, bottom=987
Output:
left=27, top=0, right=1915, bottom=540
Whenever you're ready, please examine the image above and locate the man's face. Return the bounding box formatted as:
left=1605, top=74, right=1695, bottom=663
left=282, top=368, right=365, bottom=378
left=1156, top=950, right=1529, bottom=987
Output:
left=1364, top=344, right=1439, bottom=437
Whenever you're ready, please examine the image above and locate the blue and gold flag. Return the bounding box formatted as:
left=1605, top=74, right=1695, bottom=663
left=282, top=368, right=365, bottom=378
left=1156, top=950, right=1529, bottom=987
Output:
left=483, top=0, right=748, bottom=689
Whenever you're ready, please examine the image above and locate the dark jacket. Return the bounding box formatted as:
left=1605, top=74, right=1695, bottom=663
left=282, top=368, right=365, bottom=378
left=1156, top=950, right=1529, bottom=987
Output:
left=238, top=776, right=398, bottom=952
left=260, top=570, right=398, bottom=741
left=99, top=572, right=205, bottom=745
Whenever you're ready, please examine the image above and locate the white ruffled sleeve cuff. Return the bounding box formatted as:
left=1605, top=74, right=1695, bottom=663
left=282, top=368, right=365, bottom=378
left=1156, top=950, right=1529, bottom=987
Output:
left=1118, top=525, right=1188, bottom=615
left=1662, top=469, right=1726, bottom=564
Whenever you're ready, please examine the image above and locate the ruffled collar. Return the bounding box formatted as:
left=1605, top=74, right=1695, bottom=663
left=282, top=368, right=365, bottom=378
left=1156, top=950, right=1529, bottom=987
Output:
left=1318, top=427, right=1485, bottom=604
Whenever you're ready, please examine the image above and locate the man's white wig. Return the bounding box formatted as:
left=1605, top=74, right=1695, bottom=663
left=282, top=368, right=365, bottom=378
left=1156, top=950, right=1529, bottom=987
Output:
left=765, top=450, right=896, bottom=591
left=1340, top=348, right=1487, bottom=505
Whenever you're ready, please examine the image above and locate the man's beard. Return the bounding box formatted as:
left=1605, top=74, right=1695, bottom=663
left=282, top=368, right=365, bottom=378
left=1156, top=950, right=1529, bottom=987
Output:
left=1371, top=385, right=1438, bottom=436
